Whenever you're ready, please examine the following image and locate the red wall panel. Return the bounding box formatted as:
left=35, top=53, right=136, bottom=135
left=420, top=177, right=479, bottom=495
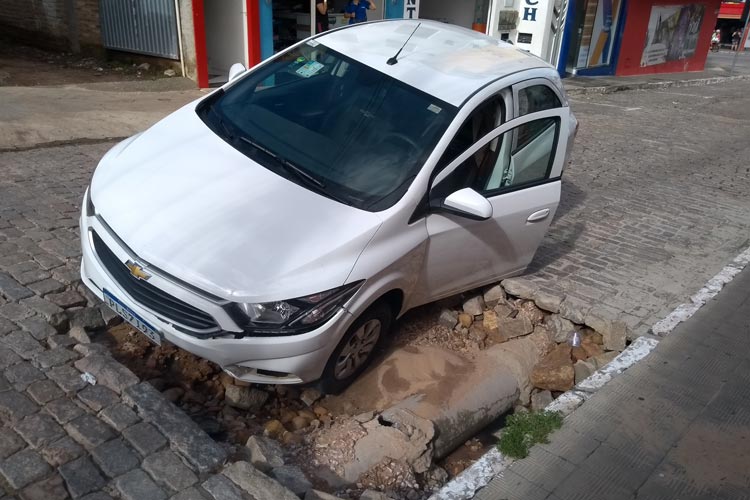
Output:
left=615, top=0, right=721, bottom=76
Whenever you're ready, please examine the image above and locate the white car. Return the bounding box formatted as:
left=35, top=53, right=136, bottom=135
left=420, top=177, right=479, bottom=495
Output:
left=80, top=20, right=576, bottom=393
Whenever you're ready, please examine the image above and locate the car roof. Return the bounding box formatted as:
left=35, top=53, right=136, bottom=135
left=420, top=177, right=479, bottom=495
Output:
left=316, top=19, right=552, bottom=107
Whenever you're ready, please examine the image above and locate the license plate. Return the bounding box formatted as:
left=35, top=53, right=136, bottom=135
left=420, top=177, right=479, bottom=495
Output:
left=103, top=289, right=161, bottom=345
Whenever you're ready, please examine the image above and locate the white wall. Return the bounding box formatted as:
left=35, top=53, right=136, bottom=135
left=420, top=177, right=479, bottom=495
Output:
left=205, top=0, right=246, bottom=76
left=419, top=0, right=476, bottom=29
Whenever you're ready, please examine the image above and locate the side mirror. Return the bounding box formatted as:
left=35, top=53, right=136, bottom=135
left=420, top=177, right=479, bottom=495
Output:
left=441, top=188, right=493, bottom=220
left=228, top=63, right=246, bottom=82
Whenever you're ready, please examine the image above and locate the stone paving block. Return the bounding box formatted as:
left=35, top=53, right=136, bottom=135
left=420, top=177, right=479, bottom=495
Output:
left=0, top=448, right=52, bottom=489
left=0, top=374, right=9, bottom=392
left=44, top=397, right=84, bottom=424
left=27, top=278, right=66, bottom=296
left=123, top=382, right=227, bottom=473
left=201, top=474, right=246, bottom=500
left=68, top=307, right=104, bottom=331
left=90, top=439, right=140, bottom=478
left=41, top=435, right=85, bottom=467
left=59, top=456, right=107, bottom=498
left=17, top=316, right=57, bottom=340
left=1, top=331, right=43, bottom=360
left=47, top=334, right=77, bottom=349
left=0, top=302, right=34, bottom=322
left=26, top=379, right=64, bottom=405
left=20, top=472, right=69, bottom=500
left=46, top=364, right=86, bottom=394
left=79, top=493, right=115, bottom=500
left=142, top=449, right=198, bottom=492
left=5, top=361, right=45, bottom=390
left=115, top=468, right=168, bottom=500
left=99, top=403, right=139, bottom=431
left=20, top=296, right=64, bottom=321
left=0, top=272, right=34, bottom=301
left=77, top=384, right=119, bottom=412
left=65, top=413, right=116, bottom=449
left=0, top=317, right=15, bottom=336
left=122, top=421, right=167, bottom=456
left=32, top=346, right=78, bottom=369
left=0, top=390, right=39, bottom=423
left=16, top=413, right=65, bottom=448
left=0, top=428, right=25, bottom=459
left=74, top=355, right=138, bottom=394
left=170, top=487, right=208, bottom=500
left=223, top=461, right=298, bottom=500
left=47, top=290, right=86, bottom=309
left=0, top=346, right=22, bottom=370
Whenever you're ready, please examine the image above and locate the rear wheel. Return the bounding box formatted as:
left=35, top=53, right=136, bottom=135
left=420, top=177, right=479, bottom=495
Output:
left=318, top=302, right=393, bottom=394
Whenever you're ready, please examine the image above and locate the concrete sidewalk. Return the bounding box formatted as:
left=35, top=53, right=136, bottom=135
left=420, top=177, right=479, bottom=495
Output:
left=475, top=267, right=750, bottom=500
left=0, top=79, right=203, bottom=150
left=564, top=50, right=750, bottom=95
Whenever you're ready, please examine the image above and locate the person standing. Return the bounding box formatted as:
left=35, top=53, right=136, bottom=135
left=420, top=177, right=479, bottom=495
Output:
left=344, top=0, right=376, bottom=25
left=732, top=29, right=741, bottom=51
left=316, top=0, right=329, bottom=33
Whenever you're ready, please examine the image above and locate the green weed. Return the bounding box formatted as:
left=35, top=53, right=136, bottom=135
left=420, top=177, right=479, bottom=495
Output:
left=497, top=411, right=563, bottom=459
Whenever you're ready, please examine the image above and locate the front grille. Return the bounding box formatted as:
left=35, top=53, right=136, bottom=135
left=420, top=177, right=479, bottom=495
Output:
left=91, top=231, right=219, bottom=331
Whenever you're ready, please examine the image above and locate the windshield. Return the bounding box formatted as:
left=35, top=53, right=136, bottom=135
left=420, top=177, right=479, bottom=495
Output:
left=197, top=42, right=457, bottom=211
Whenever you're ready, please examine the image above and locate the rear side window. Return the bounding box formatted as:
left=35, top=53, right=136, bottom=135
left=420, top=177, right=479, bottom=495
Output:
left=517, top=84, right=561, bottom=116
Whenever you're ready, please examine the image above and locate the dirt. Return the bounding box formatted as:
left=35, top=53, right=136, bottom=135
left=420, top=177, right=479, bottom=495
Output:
left=95, top=306, right=494, bottom=499
left=0, top=37, right=174, bottom=87
left=96, top=291, right=627, bottom=498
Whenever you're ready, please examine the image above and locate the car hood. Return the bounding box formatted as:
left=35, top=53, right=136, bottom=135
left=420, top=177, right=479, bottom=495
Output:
left=91, top=101, right=383, bottom=303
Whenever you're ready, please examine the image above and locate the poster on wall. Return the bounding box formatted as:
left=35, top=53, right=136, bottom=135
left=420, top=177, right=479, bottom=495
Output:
left=641, top=4, right=705, bottom=67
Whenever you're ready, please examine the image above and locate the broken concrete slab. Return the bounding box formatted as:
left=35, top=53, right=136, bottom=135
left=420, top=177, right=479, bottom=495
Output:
left=530, top=344, right=574, bottom=392
left=500, top=277, right=538, bottom=300
left=532, top=289, right=565, bottom=314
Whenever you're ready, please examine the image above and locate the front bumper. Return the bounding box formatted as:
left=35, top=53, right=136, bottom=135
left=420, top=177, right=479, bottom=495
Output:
left=79, top=205, right=354, bottom=384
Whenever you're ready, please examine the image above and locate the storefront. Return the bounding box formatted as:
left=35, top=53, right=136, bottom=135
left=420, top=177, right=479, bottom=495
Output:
left=559, top=0, right=627, bottom=76
left=615, top=0, right=721, bottom=76
left=716, top=1, right=749, bottom=48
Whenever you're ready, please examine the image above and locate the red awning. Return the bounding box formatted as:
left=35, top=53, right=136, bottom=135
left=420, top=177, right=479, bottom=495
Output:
left=719, top=2, right=744, bottom=19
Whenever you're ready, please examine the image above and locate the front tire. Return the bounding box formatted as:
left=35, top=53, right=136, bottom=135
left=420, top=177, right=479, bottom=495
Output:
left=318, top=302, right=393, bottom=395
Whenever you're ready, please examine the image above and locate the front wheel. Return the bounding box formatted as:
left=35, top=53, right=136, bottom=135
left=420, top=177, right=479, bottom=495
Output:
left=318, top=302, right=393, bottom=394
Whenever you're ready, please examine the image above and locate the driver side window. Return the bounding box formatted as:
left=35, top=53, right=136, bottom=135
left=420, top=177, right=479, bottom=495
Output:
left=431, top=95, right=505, bottom=200
left=434, top=117, right=559, bottom=199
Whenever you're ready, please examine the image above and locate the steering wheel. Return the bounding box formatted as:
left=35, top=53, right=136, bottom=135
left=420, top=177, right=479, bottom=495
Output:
left=382, top=132, right=420, bottom=155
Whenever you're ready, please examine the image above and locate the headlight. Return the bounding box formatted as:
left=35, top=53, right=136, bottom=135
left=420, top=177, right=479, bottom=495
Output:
left=230, top=281, right=363, bottom=336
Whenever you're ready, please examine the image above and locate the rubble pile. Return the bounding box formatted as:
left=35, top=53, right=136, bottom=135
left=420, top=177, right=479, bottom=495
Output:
left=100, top=276, right=631, bottom=500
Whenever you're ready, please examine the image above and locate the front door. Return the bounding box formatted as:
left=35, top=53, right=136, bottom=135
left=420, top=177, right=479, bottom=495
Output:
left=419, top=106, right=568, bottom=300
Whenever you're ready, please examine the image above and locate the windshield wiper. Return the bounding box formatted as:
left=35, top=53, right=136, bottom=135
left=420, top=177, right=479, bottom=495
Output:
left=239, top=136, right=352, bottom=205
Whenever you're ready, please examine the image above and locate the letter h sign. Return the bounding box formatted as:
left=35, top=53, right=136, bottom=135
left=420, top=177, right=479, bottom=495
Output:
left=523, top=0, right=539, bottom=21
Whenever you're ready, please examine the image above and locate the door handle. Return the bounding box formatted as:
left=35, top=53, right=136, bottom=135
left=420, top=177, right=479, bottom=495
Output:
left=527, top=209, right=550, bottom=223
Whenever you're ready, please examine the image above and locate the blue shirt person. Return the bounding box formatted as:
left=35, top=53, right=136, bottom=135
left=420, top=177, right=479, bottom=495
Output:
left=345, top=0, right=376, bottom=24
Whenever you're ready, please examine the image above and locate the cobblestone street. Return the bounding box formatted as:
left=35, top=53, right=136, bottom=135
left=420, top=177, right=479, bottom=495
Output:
left=0, top=79, right=749, bottom=499
left=527, top=80, right=750, bottom=336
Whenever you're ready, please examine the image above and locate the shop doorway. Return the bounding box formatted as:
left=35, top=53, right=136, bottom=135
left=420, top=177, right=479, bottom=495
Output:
left=259, top=0, right=384, bottom=60
left=205, top=0, right=249, bottom=85
left=418, top=0, right=489, bottom=31
left=564, top=0, right=624, bottom=75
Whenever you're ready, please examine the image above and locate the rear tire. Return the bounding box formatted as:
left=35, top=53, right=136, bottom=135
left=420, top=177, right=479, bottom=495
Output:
left=318, top=302, right=393, bottom=395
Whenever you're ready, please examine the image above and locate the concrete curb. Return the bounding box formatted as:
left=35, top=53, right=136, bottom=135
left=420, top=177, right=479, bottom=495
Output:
left=430, top=243, right=750, bottom=500
left=564, top=74, right=750, bottom=96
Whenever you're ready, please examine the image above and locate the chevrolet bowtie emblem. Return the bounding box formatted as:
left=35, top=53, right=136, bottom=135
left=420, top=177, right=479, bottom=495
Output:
left=125, top=261, right=151, bottom=281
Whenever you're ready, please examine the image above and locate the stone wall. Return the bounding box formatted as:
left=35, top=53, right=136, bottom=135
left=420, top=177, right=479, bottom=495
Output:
left=0, top=0, right=102, bottom=53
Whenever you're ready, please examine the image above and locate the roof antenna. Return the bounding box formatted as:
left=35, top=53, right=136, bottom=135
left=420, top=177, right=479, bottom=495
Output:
left=387, top=22, right=421, bottom=66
